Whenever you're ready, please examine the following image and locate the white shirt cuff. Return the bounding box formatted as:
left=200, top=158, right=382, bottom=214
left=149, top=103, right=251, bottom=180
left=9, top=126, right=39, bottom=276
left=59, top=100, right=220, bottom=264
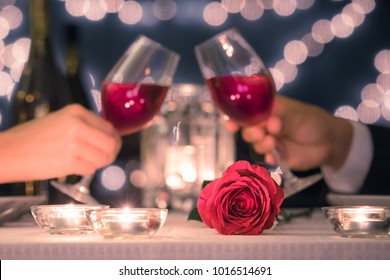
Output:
left=321, top=121, right=373, bottom=193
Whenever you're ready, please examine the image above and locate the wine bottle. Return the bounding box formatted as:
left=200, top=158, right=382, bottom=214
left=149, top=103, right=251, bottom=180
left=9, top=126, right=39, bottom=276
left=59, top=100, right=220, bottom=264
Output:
left=64, top=24, right=93, bottom=110
left=6, top=0, right=74, bottom=197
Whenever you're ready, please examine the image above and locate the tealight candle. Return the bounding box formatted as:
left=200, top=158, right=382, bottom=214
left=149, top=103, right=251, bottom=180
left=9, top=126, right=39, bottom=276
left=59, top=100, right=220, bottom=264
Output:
left=87, top=208, right=168, bottom=239
left=341, top=208, right=388, bottom=234
left=31, top=204, right=109, bottom=235
left=322, top=206, right=390, bottom=238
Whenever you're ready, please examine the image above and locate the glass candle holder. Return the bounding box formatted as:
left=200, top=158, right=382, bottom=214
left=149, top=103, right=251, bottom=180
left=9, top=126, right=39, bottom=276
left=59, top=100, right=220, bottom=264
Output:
left=31, top=204, right=109, bottom=235
left=322, top=206, right=390, bottom=238
left=87, top=208, right=168, bottom=239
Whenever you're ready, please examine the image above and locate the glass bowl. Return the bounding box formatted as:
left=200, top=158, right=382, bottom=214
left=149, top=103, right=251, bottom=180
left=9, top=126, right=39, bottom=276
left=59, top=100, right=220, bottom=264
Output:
left=31, top=204, right=109, bottom=235
left=87, top=208, right=168, bottom=239
left=322, top=206, right=390, bottom=238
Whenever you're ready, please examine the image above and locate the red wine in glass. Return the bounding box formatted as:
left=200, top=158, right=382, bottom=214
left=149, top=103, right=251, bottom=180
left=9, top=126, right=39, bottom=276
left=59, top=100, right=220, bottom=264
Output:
left=206, top=74, right=275, bottom=125
left=101, top=81, right=169, bottom=135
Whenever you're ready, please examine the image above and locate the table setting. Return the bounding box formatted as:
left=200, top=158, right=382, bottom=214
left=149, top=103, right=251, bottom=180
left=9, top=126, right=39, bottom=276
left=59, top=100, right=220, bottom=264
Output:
left=2, top=28, right=390, bottom=261
left=1, top=205, right=390, bottom=260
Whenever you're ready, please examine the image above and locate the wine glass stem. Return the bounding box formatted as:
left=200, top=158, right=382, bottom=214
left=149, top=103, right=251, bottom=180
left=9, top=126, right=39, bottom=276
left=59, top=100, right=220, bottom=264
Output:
left=272, top=149, right=299, bottom=185
left=77, top=175, right=93, bottom=193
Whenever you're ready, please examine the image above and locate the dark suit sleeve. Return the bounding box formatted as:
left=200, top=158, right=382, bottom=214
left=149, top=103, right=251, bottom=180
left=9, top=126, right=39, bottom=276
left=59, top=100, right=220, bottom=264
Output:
left=359, top=125, right=390, bottom=194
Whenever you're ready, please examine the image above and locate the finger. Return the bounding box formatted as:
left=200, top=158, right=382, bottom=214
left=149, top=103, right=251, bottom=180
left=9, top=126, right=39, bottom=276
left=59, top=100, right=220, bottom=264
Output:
left=252, top=134, right=275, bottom=154
left=64, top=138, right=116, bottom=173
left=266, top=116, right=282, bottom=136
left=82, top=112, right=118, bottom=136
left=59, top=115, right=121, bottom=162
left=78, top=125, right=121, bottom=160
left=265, top=153, right=277, bottom=165
left=65, top=104, right=118, bottom=136
left=67, top=158, right=99, bottom=176
left=241, top=126, right=266, bottom=142
left=225, top=120, right=240, bottom=133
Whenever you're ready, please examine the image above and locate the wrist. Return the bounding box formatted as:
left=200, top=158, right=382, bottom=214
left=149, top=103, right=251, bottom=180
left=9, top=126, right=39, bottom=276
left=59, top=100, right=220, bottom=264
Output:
left=0, top=131, right=13, bottom=183
left=325, top=117, right=353, bottom=171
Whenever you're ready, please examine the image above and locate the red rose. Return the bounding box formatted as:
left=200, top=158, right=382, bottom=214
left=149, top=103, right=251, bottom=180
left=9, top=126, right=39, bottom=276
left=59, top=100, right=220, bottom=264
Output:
left=197, top=160, right=284, bottom=235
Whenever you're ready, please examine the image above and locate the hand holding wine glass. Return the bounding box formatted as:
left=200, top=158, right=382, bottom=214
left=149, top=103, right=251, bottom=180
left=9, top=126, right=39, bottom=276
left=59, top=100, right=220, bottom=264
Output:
left=195, top=28, right=322, bottom=198
left=51, top=36, right=180, bottom=204
left=0, top=104, right=121, bottom=183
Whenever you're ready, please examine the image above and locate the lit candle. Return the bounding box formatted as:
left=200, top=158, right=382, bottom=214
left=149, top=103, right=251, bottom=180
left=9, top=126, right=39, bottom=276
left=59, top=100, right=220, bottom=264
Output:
left=340, top=207, right=389, bottom=236
left=88, top=208, right=168, bottom=239
left=31, top=204, right=109, bottom=235
left=165, top=145, right=197, bottom=190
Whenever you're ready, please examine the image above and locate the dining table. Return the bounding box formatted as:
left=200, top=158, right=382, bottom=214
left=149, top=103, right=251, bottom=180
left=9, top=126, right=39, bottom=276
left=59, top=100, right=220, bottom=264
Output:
left=1, top=208, right=390, bottom=260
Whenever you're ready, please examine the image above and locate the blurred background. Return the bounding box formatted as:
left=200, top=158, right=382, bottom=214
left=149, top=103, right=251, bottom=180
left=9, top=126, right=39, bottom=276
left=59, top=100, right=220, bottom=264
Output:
left=0, top=0, right=389, bottom=209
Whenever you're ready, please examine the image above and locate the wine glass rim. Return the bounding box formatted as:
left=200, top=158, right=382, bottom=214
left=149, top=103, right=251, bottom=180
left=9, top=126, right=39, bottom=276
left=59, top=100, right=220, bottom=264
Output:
left=135, top=34, right=180, bottom=57
left=195, top=27, right=242, bottom=48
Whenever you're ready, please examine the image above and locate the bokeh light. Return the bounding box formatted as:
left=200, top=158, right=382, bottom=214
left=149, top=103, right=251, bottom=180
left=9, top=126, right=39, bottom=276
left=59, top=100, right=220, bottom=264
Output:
left=261, top=0, right=274, bottom=10
left=269, top=67, right=284, bottom=91
left=118, top=1, right=143, bottom=25
left=101, top=165, right=126, bottom=191
left=65, top=0, right=90, bottom=17
left=101, top=0, right=124, bottom=13
left=301, top=33, right=324, bottom=57
left=352, top=0, right=375, bottom=14
left=312, top=19, right=334, bottom=44
left=0, top=71, right=12, bottom=96
left=334, top=105, right=358, bottom=121
left=12, top=37, right=30, bottom=63
left=296, top=0, right=315, bottom=10
left=374, top=50, right=390, bottom=74
left=0, top=5, right=23, bottom=30
left=221, top=0, right=245, bottom=14
left=377, top=74, right=390, bottom=92
left=240, top=0, right=264, bottom=21
left=331, top=13, right=354, bottom=38
left=381, top=100, right=390, bottom=121
left=273, top=0, right=297, bottom=17
left=0, top=16, right=10, bottom=40
left=84, top=0, right=106, bottom=21
left=274, top=59, right=297, bottom=84
left=361, top=83, right=384, bottom=108
left=129, top=169, right=147, bottom=188
left=342, top=3, right=365, bottom=27
left=357, top=102, right=381, bottom=124
left=153, top=0, right=177, bottom=21
left=283, top=40, right=308, bottom=65
left=203, top=2, right=227, bottom=26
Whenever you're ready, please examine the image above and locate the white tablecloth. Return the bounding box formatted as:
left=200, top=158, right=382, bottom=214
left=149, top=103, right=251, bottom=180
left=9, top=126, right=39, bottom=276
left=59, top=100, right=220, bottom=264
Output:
left=1, top=210, right=390, bottom=260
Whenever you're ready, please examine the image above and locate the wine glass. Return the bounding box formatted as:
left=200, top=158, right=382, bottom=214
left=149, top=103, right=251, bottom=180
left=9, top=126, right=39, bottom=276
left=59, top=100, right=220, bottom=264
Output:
left=194, top=28, right=322, bottom=198
left=50, top=35, right=180, bottom=204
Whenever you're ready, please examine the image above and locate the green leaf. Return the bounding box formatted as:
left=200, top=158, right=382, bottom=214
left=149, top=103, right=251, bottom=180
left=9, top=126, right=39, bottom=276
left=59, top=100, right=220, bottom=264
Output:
left=187, top=180, right=211, bottom=222
left=187, top=207, right=202, bottom=222
left=202, top=180, right=211, bottom=189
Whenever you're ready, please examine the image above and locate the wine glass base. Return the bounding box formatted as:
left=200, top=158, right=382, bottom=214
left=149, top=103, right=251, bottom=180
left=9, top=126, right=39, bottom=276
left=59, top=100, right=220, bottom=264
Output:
left=282, top=173, right=323, bottom=199
left=50, top=177, right=99, bottom=205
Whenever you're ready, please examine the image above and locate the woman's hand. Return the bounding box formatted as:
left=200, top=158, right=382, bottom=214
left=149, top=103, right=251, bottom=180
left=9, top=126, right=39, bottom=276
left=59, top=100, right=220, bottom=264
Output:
left=0, top=104, right=122, bottom=183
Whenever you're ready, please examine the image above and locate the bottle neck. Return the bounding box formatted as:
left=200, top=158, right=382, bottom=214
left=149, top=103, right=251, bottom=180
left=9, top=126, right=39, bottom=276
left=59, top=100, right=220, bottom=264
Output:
left=65, top=44, right=79, bottom=76
left=29, top=0, right=51, bottom=55
left=64, top=24, right=81, bottom=76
